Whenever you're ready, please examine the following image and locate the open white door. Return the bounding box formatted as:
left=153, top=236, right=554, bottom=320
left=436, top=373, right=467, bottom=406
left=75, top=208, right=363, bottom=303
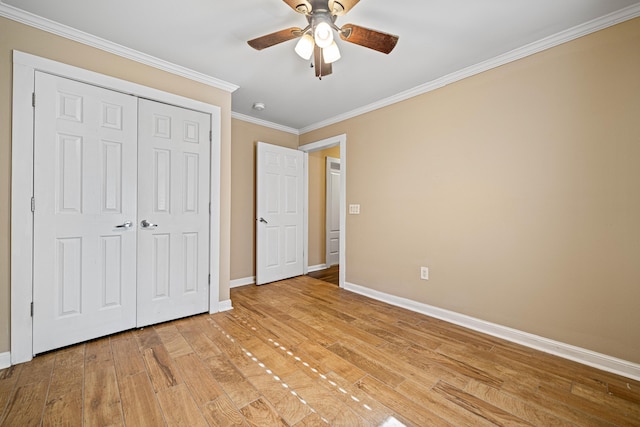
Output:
left=326, top=157, right=341, bottom=267
left=136, top=99, right=211, bottom=326
left=256, top=142, right=304, bottom=285
left=32, top=72, right=138, bottom=354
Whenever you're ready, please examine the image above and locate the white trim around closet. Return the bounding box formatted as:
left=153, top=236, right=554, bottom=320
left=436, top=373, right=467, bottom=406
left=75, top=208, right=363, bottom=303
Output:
left=10, top=50, right=222, bottom=365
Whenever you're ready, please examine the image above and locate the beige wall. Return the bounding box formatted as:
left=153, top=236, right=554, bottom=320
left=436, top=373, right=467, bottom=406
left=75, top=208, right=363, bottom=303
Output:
left=0, top=16, right=233, bottom=353
left=308, top=146, right=341, bottom=267
left=300, top=18, right=640, bottom=363
left=230, top=119, right=298, bottom=280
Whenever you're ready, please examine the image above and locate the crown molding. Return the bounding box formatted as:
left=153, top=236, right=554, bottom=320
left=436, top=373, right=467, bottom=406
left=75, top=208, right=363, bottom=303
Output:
left=0, top=1, right=239, bottom=93
left=299, top=3, right=640, bottom=134
left=232, top=112, right=300, bottom=135
left=2, top=1, right=639, bottom=139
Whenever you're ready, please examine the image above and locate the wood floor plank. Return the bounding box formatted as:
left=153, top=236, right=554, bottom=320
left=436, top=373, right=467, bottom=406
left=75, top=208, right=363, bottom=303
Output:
left=571, top=381, right=640, bottom=419
left=201, top=395, right=247, bottom=426
left=326, top=342, right=406, bottom=387
left=1, top=354, right=53, bottom=426
left=0, top=380, right=49, bottom=427
left=396, top=379, right=497, bottom=427
left=412, top=319, right=502, bottom=352
left=607, top=378, right=640, bottom=405
left=84, top=335, right=122, bottom=426
left=85, top=337, right=114, bottom=371
left=135, top=326, right=163, bottom=350
left=111, top=336, right=146, bottom=378
left=356, top=375, right=452, bottom=426
left=156, top=383, right=208, bottom=427
left=306, top=265, right=339, bottom=285
left=243, top=367, right=311, bottom=425
left=14, top=352, right=55, bottom=387
left=376, top=342, right=471, bottom=389
left=173, top=353, right=225, bottom=405
left=499, top=381, right=616, bottom=426
left=232, top=304, right=313, bottom=349
left=243, top=303, right=337, bottom=348
left=142, top=344, right=182, bottom=392
left=538, top=382, right=640, bottom=426
left=0, top=365, right=22, bottom=418
left=42, top=346, right=85, bottom=426
left=239, top=397, right=288, bottom=426
left=282, top=369, right=366, bottom=425
left=435, top=342, right=570, bottom=392
left=174, top=315, right=223, bottom=360
left=294, top=339, right=367, bottom=385
left=290, top=305, right=387, bottom=348
left=203, top=354, right=261, bottom=408
left=433, top=381, right=533, bottom=426
left=463, top=379, right=576, bottom=427
left=293, top=411, right=330, bottom=426
left=156, top=324, right=194, bottom=359
left=319, top=371, right=397, bottom=426
left=119, top=371, right=165, bottom=426
left=352, top=315, right=442, bottom=350
left=83, top=365, right=124, bottom=427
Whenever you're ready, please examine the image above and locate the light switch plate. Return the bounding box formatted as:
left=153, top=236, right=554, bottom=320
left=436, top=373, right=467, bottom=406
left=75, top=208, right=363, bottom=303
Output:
left=349, top=204, right=360, bottom=214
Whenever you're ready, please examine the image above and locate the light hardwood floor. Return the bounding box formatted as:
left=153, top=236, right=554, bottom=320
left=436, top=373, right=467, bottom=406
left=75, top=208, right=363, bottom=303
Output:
left=1, top=275, right=639, bottom=426
left=307, top=265, right=339, bottom=286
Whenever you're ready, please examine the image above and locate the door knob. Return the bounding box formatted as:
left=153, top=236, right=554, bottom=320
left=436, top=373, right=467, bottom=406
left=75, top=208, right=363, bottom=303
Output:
left=140, top=219, right=158, bottom=229
left=259, top=217, right=268, bottom=224
left=115, top=221, right=133, bottom=229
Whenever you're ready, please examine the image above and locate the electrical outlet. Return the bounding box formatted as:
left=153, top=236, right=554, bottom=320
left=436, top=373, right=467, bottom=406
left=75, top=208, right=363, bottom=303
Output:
left=420, top=266, right=429, bottom=280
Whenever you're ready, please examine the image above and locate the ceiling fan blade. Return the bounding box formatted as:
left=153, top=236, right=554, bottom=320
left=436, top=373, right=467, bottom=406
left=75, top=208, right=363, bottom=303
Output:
left=314, top=45, right=332, bottom=78
left=339, top=23, right=399, bottom=54
left=329, top=0, right=360, bottom=16
left=247, top=27, right=303, bottom=50
left=282, top=0, right=312, bottom=14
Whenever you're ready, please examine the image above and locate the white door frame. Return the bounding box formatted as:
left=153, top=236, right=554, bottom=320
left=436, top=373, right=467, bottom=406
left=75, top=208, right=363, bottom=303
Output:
left=325, top=156, right=341, bottom=267
left=299, top=134, right=346, bottom=287
left=10, top=51, right=222, bottom=364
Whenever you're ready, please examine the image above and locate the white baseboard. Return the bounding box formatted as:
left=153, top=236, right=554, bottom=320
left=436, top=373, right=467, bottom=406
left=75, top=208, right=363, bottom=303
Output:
left=230, top=277, right=255, bottom=288
left=0, top=352, right=10, bottom=369
left=308, top=264, right=328, bottom=273
left=344, top=281, right=640, bottom=382
left=218, top=299, right=233, bottom=312
left=230, top=266, right=328, bottom=288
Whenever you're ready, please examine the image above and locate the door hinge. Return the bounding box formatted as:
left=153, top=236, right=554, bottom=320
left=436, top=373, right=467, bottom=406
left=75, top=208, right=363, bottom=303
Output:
left=209, top=130, right=212, bottom=142
left=32, top=92, right=35, bottom=107
left=209, top=202, right=211, bottom=214
left=30, top=302, right=33, bottom=317
left=31, top=197, right=35, bottom=213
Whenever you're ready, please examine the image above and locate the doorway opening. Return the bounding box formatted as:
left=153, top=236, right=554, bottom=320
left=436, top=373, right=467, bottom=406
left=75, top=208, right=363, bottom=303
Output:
left=299, top=134, right=346, bottom=288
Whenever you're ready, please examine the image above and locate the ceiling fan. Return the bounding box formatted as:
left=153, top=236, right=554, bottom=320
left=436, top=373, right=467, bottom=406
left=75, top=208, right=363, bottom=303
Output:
left=247, top=0, right=399, bottom=79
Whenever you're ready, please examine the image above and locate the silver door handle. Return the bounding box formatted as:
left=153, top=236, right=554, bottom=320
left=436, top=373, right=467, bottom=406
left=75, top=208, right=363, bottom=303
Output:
left=140, top=219, right=157, bottom=229
left=115, top=221, right=133, bottom=229
left=259, top=217, right=268, bottom=224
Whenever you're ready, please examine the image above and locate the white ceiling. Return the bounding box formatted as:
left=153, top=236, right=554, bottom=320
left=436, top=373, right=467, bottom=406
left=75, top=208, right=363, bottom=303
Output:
left=4, top=0, right=640, bottom=131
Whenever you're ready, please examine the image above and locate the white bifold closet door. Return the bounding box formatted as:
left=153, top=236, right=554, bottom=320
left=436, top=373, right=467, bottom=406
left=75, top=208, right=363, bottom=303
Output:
left=136, top=98, right=210, bottom=327
left=32, top=73, right=211, bottom=354
left=32, top=72, right=138, bottom=354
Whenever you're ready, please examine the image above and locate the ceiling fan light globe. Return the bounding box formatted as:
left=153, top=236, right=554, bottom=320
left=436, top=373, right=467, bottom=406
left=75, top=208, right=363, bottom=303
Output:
left=314, top=21, right=334, bottom=48
left=323, top=41, right=341, bottom=64
left=295, top=34, right=314, bottom=60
